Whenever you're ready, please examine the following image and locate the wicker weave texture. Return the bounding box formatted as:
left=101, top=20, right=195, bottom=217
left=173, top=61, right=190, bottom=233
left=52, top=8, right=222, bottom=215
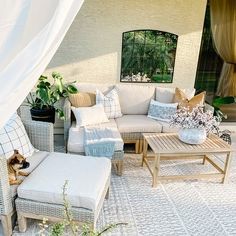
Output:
left=16, top=175, right=110, bottom=227
left=0, top=157, right=13, bottom=215
left=121, top=132, right=142, bottom=142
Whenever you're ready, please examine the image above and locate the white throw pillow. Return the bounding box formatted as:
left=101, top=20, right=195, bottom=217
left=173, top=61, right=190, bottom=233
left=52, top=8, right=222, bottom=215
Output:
left=96, top=89, right=122, bottom=119
left=71, top=104, right=109, bottom=127
left=0, top=113, right=35, bottom=159
left=148, top=99, right=178, bottom=122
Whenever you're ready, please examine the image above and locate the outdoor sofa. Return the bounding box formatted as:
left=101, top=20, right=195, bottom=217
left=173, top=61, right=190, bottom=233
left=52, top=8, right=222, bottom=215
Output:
left=64, top=83, right=212, bottom=175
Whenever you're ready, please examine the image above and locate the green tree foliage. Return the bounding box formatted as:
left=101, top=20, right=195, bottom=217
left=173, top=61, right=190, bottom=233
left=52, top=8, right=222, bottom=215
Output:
left=121, top=30, right=178, bottom=82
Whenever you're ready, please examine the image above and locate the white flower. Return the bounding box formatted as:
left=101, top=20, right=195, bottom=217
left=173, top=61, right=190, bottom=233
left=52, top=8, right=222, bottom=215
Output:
left=170, top=105, right=220, bottom=133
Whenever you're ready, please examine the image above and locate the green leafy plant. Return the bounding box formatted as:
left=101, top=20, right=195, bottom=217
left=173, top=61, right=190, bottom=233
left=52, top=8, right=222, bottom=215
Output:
left=26, top=72, right=78, bottom=119
left=212, top=96, right=236, bottom=120
left=39, top=181, right=127, bottom=236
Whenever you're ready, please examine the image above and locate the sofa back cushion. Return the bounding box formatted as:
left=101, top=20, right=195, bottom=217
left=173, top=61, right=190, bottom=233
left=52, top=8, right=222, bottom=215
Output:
left=155, top=87, right=195, bottom=103
left=115, top=84, right=155, bottom=115
left=75, top=83, right=114, bottom=94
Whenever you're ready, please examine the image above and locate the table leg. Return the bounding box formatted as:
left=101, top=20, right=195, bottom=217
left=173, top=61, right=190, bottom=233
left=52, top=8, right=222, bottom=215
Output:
left=222, top=152, right=232, bottom=184
left=152, top=153, right=160, bottom=188
left=202, top=155, right=206, bottom=165
left=142, top=139, right=147, bottom=167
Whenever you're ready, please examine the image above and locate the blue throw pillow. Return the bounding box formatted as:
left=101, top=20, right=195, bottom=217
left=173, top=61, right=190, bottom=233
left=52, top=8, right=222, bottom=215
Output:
left=148, top=99, right=178, bottom=122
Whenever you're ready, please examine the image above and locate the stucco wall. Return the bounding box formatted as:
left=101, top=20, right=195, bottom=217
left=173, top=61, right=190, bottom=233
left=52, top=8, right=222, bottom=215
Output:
left=45, top=0, right=207, bottom=89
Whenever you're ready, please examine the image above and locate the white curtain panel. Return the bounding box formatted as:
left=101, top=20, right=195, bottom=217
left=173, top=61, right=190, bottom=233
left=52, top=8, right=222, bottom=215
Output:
left=0, top=0, right=84, bottom=128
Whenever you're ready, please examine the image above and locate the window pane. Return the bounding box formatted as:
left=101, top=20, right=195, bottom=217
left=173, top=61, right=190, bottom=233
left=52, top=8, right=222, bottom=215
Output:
left=121, top=30, right=178, bottom=83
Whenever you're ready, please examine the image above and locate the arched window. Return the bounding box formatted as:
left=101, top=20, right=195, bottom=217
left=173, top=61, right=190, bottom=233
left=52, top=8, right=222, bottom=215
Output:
left=120, top=30, right=178, bottom=83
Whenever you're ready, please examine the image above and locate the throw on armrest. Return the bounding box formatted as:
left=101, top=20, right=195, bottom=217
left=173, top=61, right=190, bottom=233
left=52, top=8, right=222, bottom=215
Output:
left=22, top=120, right=54, bottom=152
left=0, top=156, right=13, bottom=215
left=63, top=98, right=72, bottom=143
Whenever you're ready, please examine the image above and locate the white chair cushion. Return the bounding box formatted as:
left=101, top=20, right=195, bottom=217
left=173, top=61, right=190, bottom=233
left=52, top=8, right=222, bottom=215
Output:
left=115, top=84, right=155, bottom=115
left=17, top=153, right=111, bottom=211
left=0, top=113, right=35, bottom=159
left=155, top=87, right=195, bottom=103
left=11, top=151, right=49, bottom=198
left=116, top=115, right=162, bottom=133
left=68, top=120, right=123, bottom=153
left=71, top=104, right=109, bottom=127
left=96, top=89, right=122, bottom=119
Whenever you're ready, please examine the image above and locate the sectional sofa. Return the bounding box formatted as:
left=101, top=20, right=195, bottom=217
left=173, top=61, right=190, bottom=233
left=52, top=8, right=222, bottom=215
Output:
left=63, top=83, right=202, bottom=157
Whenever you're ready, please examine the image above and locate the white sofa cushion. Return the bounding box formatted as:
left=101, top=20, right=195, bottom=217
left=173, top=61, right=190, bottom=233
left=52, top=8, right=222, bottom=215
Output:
left=155, top=87, right=195, bottom=103
left=71, top=104, right=109, bottom=127
left=148, top=99, right=178, bottom=122
left=158, top=121, right=179, bottom=133
left=17, top=153, right=111, bottom=211
left=115, top=84, right=155, bottom=115
left=10, top=151, right=49, bottom=198
left=116, top=115, right=162, bottom=133
left=0, top=113, right=35, bottom=159
left=96, top=89, right=122, bottom=119
left=68, top=120, right=124, bottom=153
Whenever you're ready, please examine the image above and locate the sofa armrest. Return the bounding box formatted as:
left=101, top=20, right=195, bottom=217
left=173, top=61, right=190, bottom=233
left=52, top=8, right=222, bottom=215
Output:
left=63, top=98, right=72, bottom=143
left=0, top=156, right=13, bottom=215
left=22, top=120, right=54, bottom=152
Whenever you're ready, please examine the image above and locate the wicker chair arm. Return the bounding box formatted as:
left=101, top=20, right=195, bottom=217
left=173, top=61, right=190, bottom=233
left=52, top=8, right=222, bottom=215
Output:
left=63, top=98, right=72, bottom=143
left=22, top=120, right=54, bottom=152
left=0, top=156, right=13, bottom=215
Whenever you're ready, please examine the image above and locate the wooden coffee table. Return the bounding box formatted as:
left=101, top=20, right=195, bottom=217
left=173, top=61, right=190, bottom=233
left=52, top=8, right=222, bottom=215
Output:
left=142, top=133, right=234, bottom=187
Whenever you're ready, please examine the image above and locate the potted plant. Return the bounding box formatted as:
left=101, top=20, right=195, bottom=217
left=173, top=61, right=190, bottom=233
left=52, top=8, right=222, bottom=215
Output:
left=26, top=72, right=78, bottom=123
left=170, top=106, right=221, bottom=144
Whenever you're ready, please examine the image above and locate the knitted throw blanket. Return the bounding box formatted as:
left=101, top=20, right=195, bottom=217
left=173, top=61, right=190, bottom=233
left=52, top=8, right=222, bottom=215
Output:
left=84, top=127, right=116, bottom=158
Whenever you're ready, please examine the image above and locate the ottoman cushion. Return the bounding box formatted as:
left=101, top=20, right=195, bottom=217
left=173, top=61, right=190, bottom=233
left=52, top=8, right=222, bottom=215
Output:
left=17, top=153, right=111, bottom=211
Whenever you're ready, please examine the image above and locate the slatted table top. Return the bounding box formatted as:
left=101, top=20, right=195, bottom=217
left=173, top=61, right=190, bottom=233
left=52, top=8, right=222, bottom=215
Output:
left=142, top=133, right=233, bottom=154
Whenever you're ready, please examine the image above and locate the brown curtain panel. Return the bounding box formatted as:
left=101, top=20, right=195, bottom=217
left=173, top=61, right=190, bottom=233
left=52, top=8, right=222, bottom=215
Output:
left=210, top=0, right=236, bottom=96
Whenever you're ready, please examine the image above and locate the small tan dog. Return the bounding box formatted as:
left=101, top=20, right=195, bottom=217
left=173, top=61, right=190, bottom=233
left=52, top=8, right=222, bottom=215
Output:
left=7, top=150, right=30, bottom=185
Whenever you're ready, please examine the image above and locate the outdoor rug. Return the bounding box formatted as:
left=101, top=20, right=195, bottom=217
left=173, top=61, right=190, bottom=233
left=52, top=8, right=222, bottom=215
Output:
left=12, top=144, right=236, bottom=235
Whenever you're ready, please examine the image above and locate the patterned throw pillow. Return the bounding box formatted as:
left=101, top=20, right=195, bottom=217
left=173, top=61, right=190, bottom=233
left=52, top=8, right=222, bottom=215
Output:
left=0, top=113, right=35, bottom=159
left=96, top=89, right=122, bottom=119
left=148, top=99, right=178, bottom=122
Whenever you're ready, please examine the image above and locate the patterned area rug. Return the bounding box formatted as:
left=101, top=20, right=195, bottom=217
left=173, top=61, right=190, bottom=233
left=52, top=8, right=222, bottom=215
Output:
left=12, top=144, right=236, bottom=236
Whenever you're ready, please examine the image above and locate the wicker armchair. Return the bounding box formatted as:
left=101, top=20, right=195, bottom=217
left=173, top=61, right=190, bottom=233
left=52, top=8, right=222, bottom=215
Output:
left=0, top=113, right=54, bottom=236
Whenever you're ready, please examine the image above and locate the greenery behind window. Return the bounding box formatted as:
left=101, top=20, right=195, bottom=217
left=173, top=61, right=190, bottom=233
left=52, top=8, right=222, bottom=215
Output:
left=121, top=30, right=178, bottom=83
left=195, top=5, right=223, bottom=98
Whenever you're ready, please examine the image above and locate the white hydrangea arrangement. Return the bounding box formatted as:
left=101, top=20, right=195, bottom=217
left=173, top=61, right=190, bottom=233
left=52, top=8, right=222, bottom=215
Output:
left=170, top=105, right=221, bottom=133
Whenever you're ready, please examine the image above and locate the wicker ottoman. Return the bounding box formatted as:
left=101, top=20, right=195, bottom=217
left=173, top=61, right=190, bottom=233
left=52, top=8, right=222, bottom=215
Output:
left=15, top=153, right=111, bottom=232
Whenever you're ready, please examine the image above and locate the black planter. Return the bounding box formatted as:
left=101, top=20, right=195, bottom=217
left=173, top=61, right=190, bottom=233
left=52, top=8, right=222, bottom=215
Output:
left=30, top=107, right=55, bottom=123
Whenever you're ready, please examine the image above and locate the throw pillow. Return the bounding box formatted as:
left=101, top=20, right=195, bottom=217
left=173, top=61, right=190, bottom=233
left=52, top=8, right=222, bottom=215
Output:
left=69, top=92, right=96, bottom=107
left=96, top=89, right=122, bottom=119
left=173, top=88, right=206, bottom=110
left=71, top=104, right=109, bottom=127
left=148, top=99, right=178, bottom=122
left=0, top=113, right=35, bottom=159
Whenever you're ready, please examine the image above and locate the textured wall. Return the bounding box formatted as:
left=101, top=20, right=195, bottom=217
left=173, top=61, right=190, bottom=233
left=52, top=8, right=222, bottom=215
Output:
left=45, top=0, right=207, bottom=88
